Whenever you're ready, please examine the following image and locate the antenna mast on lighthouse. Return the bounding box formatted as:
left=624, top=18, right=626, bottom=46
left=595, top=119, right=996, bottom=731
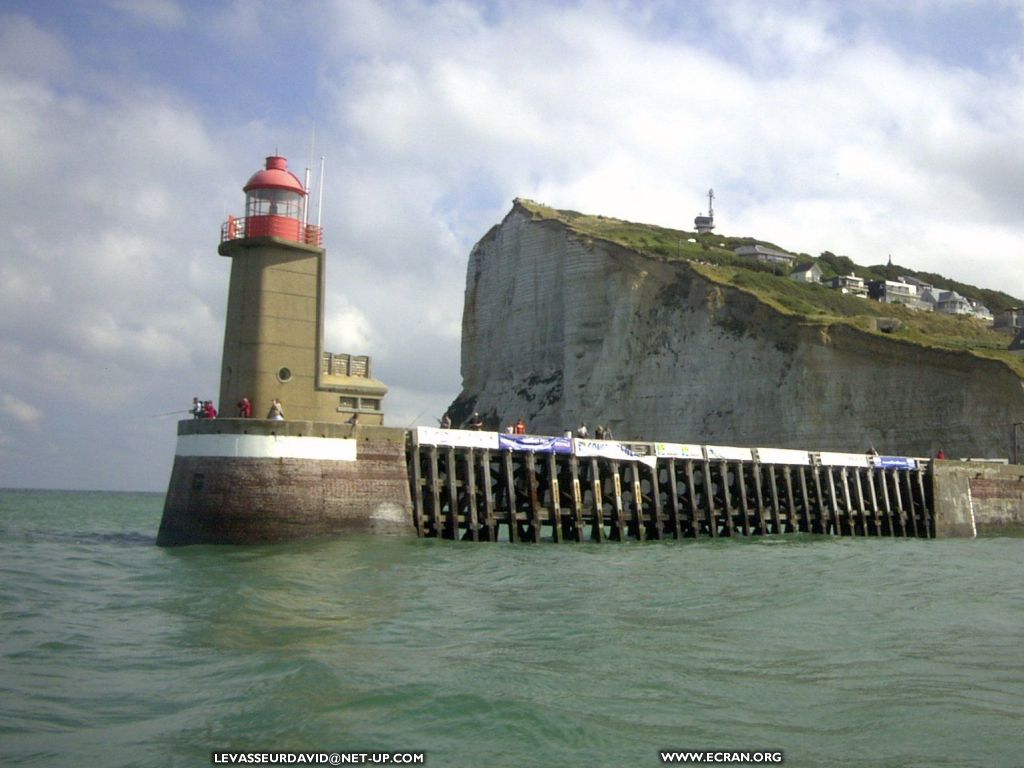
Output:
left=316, top=155, right=326, bottom=228
left=303, top=125, right=316, bottom=227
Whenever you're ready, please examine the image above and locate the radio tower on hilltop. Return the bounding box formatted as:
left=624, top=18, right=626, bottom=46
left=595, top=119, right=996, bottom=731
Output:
left=694, top=188, right=715, bottom=234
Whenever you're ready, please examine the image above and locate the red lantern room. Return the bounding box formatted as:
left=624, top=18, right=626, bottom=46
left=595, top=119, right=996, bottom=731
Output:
left=221, top=155, right=322, bottom=246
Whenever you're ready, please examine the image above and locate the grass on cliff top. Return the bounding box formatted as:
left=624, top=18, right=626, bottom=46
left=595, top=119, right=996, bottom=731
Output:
left=515, top=197, right=776, bottom=262
left=514, top=198, right=1024, bottom=377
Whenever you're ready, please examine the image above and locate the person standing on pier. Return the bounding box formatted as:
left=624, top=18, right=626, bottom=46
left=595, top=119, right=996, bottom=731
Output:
left=514, top=418, right=526, bottom=434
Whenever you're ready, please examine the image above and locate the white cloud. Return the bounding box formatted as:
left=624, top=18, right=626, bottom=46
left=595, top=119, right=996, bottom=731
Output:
left=325, top=303, right=379, bottom=354
left=1, top=394, right=42, bottom=425
left=0, top=14, right=72, bottom=81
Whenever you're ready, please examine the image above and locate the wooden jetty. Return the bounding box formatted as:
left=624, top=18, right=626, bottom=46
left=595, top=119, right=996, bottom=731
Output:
left=407, top=428, right=933, bottom=542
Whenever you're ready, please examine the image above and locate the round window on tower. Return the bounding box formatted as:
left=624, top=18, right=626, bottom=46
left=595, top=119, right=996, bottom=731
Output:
left=277, top=367, right=292, bottom=383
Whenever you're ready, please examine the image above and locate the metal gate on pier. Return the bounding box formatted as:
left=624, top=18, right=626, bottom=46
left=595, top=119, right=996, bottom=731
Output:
left=407, top=428, right=934, bottom=542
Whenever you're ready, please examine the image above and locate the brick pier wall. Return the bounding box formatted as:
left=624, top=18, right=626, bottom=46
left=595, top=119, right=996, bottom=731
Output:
left=157, top=420, right=413, bottom=546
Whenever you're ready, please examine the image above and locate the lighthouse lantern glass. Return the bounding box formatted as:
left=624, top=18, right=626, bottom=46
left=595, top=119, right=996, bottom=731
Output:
left=246, top=188, right=302, bottom=219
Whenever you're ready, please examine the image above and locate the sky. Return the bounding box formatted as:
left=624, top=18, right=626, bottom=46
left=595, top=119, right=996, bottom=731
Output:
left=2, top=0, right=1024, bottom=492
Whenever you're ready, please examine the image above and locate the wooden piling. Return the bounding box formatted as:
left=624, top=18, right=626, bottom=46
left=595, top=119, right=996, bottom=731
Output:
left=464, top=449, right=479, bottom=541
left=916, top=469, right=932, bottom=539
left=766, top=465, right=782, bottom=534
left=737, top=462, right=752, bottom=537
left=665, top=460, right=682, bottom=538
left=796, top=466, right=812, bottom=532
left=752, top=462, right=768, bottom=535
left=685, top=460, right=700, bottom=538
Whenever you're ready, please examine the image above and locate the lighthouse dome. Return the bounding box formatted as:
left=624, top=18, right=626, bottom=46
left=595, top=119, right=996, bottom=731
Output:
left=243, top=156, right=306, bottom=195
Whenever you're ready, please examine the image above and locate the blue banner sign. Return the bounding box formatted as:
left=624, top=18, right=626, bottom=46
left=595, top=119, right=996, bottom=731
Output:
left=498, top=434, right=574, bottom=454
left=874, top=455, right=917, bottom=470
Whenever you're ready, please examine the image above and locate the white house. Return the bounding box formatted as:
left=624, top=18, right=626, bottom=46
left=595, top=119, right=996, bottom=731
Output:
left=790, top=263, right=822, bottom=283
left=934, top=290, right=973, bottom=316
left=968, top=300, right=993, bottom=324
left=868, top=279, right=925, bottom=308
left=827, top=274, right=868, bottom=297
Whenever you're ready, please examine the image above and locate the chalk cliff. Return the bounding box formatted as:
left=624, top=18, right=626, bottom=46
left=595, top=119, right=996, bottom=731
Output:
left=452, top=200, right=1024, bottom=458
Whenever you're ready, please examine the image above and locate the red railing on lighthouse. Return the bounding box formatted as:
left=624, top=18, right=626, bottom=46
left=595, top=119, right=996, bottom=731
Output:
left=221, top=215, right=323, bottom=247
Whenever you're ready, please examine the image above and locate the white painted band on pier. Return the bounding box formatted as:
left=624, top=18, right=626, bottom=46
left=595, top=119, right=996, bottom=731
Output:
left=176, top=433, right=357, bottom=461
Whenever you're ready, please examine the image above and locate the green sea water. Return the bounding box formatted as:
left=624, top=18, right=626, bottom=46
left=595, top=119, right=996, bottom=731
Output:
left=1, top=488, right=1022, bottom=768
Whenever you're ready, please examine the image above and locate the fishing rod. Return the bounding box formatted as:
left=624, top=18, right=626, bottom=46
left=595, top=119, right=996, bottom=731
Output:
left=405, top=408, right=430, bottom=428
left=149, top=409, right=191, bottom=418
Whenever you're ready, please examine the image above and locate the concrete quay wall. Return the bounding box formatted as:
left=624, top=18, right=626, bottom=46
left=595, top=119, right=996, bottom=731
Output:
left=932, top=461, right=1024, bottom=537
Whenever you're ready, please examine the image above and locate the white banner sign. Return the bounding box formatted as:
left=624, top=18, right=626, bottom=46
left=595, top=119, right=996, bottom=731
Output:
left=413, top=426, right=498, bottom=450
left=705, top=445, right=753, bottom=462
left=574, top=439, right=658, bottom=468
left=756, top=448, right=811, bottom=466
left=818, top=451, right=871, bottom=467
left=654, top=442, right=704, bottom=460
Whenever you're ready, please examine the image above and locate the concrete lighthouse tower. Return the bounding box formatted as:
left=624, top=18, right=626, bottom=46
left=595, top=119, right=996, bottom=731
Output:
left=157, top=154, right=412, bottom=546
left=219, top=155, right=387, bottom=423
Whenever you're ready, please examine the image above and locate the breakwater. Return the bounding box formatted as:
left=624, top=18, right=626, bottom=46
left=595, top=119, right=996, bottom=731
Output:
left=408, top=428, right=934, bottom=541
left=159, top=421, right=1023, bottom=545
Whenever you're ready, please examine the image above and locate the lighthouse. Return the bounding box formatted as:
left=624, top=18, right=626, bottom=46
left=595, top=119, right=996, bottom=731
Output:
left=157, top=154, right=411, bottom=546
left=218, top=155, right=387, bottom=424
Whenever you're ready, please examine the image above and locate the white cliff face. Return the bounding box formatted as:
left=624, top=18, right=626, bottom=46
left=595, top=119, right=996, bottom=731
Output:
left=456, top=204, right=1024, bottom=457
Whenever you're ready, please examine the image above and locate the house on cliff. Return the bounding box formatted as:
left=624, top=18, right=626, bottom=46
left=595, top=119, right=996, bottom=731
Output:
left=827, top=274, right=869, bottom=297
left=790, top=263, right=822, bottom=283
left=735, top=244, right=794, bottom=267
left=868, top=279, right=930, bottom=310
left=995, top=307, right=1024, bottom=332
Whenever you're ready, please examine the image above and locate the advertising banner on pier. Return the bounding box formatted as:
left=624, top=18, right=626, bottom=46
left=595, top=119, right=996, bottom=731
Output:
left=413, top=427, right=499, bottom=450
left=874, top=455, right=918, bottom=470
left=819, top=451, right=871, bottom=467
left=654, top=442, right=704, bottom=460
left=756, top=447, right=812, bottom=466
left=705, top=445, right=753, bottom=462
left=575, top=439, right=658, bottom=467
left=498, top=434, right=573, bottom=453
